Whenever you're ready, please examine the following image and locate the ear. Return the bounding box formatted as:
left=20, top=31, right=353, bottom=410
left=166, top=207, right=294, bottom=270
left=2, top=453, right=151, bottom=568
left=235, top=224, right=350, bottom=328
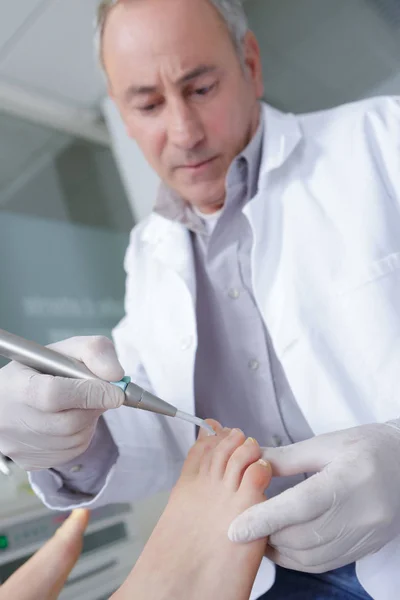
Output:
left=242, top=31, right=264, bottom=99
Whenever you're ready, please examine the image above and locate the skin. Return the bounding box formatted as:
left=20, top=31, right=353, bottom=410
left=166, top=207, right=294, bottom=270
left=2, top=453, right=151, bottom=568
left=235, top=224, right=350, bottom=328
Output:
left=0, top=510, right=90, bottom=600
left=103, top=0, right=264, bottom=214
left=113, top=422, right=272, bottom=600
left=0, top=429, right=271, bottom=600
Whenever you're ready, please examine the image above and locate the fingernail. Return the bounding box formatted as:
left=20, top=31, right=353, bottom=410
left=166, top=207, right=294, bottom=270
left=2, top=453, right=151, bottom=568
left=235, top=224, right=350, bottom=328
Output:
left=245, top=437, right=258, bottom=446
left=61, top=509, right=89, bottom=534
left=257, top=459, right=269, bottom=468
left=69, top=509, right=89, bottom=522
left=223, top=427, right=231, bottom=433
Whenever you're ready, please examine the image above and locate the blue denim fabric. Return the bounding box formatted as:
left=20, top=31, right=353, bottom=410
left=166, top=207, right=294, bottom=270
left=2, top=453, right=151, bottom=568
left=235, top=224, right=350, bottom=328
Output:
left=258, top=563, right=373, bottom=599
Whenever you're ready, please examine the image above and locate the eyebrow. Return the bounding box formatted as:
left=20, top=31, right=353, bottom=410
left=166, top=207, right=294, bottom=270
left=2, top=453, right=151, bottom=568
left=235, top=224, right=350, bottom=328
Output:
left=123, top=65, right=218, bottom=101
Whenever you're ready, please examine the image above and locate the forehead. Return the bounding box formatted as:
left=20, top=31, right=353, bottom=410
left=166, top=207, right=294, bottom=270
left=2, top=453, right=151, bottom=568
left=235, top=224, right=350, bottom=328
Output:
left=103, top=0, right=234, bottom=82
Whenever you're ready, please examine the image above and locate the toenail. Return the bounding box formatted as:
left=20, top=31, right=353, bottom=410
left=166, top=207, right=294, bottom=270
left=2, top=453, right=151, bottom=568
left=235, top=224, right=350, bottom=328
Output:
left=229, top=428, right=243, bottom=438
left=245, top=437, right=258, bottom=446
left=258, top=459, right=270, bottom=467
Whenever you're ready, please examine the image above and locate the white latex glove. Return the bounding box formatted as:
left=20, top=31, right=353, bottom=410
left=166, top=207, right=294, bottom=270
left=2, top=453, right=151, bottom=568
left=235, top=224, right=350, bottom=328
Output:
left=228, top=422, right=400, bottom=573
left=0, top=336, right=125, bottom=471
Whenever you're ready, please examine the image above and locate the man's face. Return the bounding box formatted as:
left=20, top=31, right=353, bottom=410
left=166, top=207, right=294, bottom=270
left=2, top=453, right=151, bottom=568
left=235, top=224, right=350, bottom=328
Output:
left=104, top=0, right=263, bottom=213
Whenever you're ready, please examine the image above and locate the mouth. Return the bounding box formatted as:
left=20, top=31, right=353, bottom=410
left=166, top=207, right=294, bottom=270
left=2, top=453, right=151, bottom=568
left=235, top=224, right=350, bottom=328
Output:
left=179, top=156, right=218, bottom=171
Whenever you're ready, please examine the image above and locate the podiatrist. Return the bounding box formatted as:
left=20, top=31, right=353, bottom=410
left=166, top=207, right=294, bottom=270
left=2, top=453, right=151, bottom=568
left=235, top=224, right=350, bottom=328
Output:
left=0, top=0, right=399, bottom=598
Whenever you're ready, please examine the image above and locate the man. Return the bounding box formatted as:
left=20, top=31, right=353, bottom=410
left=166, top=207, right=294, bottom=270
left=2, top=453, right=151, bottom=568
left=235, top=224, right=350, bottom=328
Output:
left=0, top=0, right=399, bottom=597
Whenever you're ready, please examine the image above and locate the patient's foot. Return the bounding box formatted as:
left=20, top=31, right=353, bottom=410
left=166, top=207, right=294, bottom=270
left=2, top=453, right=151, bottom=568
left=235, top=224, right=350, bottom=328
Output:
left=114, top=421, right=271, bottom=600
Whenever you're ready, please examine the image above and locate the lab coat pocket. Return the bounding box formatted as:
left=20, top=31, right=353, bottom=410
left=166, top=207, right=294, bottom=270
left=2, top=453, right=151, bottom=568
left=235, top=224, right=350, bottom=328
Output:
left=333, top=252, right=400, bottom=421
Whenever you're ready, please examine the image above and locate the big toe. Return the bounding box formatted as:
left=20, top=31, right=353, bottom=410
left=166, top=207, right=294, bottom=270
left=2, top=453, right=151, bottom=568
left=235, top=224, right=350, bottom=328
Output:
left=180, top=420, right=224, bottom=478
left=197, top=419, right=222, bottom=440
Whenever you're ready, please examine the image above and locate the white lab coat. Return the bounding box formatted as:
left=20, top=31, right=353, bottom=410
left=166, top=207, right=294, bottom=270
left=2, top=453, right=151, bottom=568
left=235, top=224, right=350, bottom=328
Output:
left=34, top=96, right=400, bottom=599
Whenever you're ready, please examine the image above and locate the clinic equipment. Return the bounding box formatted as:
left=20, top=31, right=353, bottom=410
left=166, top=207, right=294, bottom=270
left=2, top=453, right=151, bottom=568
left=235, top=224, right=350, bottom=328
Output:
left=0, top=329, right=215, bottom=435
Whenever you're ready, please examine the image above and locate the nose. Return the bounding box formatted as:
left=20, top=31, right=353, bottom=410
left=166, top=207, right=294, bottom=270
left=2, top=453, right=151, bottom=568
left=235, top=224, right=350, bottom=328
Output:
left=167, top=98, right=205, bottom=151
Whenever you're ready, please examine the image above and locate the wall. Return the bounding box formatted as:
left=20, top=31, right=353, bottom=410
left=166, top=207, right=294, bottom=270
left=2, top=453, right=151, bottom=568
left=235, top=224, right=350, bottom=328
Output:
left=245, top=0, right=400, bottom=112
left=0, top=110, right=134, bottom=232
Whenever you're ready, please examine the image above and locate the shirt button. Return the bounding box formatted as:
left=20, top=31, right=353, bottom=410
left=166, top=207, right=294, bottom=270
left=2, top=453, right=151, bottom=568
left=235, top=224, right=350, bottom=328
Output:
left=271, top=436, right=283, bottom=447
left=248, top=359, right=260, bottom=371
left=228, top=288, right=240, bottom=299
left=180, top=336, right=193, bottom=351
left=69, top=465, right=83, bottom=473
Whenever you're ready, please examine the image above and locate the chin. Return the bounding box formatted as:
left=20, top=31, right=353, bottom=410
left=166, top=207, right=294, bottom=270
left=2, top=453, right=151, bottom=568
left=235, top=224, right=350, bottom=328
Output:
left=184, top=182, right=225, bottom=211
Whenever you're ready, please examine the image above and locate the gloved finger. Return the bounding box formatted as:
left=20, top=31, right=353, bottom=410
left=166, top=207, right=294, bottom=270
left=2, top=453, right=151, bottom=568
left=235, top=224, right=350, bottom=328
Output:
left=26, top=374, right=124, bottom=412
left=269, top=508, right=377, bottom=557
left=265, top=539, right=356, bottom=574
left=228, top=469, right=334, bottom=543
left=8, top=404, right=103, bottom=438
left=3, top=426, right=95, bottom=467
left=0, top=509, right=90, bottom=600
left=48, top=336, right=125, bottom=382
left=260, top=430, right=351, bottom=476
left=268, top=518, right=335, bottom=552
left=268, top=491, right=347, bottom=552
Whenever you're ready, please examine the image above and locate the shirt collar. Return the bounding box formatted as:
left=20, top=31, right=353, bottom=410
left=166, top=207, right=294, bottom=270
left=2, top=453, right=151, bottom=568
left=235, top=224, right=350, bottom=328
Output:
left=154, top=107, right=264, bottom=235
left=225, top=110, right=264, bottom=198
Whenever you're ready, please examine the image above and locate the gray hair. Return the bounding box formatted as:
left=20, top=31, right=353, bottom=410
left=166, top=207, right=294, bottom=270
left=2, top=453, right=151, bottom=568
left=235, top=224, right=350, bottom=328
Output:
left=95, top=0, right=249, bottom=71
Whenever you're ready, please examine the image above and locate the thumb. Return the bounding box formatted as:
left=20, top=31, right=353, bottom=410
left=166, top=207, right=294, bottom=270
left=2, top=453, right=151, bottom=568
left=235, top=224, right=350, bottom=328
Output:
left=0, top=509, right=90, bottom=600
left=261, top=432, right=342, bottom=477
left=228, top=469, right=333, bottom=543
left=49, top=336, right=125, bottom=382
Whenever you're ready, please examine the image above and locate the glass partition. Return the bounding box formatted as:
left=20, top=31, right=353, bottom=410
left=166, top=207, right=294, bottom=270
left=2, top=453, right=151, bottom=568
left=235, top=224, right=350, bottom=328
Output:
left=0, top=110, right=133, bottom=366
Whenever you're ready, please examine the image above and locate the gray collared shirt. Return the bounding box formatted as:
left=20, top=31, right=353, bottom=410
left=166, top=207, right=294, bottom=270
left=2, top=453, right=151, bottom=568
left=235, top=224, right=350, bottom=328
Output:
left=155, top=110, right=314, bottom=497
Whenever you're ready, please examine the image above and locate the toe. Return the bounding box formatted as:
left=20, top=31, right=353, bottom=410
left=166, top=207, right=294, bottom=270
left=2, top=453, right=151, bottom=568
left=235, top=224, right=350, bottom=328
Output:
left=224, top=437, right=262, bottom=491
left=197, top=419, right=222, bottom=440
left=209, top=428, right=246, bottom=480
left=240, top=459, right=272, bottom=496
left=181, top=437, right=216, bottom=478
left=182, top=425, right=227, bottom=478
left=198, top=428, right=231, bottom=475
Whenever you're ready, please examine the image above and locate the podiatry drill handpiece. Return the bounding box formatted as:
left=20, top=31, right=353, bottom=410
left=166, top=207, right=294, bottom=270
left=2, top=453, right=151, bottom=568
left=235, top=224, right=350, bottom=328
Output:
left=0, top=328, right=215, bottom=434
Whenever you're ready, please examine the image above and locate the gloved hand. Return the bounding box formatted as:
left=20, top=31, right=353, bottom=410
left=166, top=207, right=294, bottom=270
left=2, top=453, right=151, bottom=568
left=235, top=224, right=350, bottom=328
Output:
left=228, top=422, right=400, bottom=573
left=0, top=336, right=125, bottom=471
left=0, top=509, right=90, bottom=600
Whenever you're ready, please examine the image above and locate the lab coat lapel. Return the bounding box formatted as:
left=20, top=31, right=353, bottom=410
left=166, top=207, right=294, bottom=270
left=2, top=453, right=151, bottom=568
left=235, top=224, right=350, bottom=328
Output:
left=141, top=213, right=196, bottom=300
left=244, top=104, right=304, bottom=352
left=140, top=214, right=197, bottom=443
left=244, top=105, right=363, bottom=435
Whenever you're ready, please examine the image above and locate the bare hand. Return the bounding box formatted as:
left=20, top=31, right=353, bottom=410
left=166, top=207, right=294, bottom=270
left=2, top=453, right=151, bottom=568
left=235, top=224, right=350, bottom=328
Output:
left=0, top=509, right=90, bottom=600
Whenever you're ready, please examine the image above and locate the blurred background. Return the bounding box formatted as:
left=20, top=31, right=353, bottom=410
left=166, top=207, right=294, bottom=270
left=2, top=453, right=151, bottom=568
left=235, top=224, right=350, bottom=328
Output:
left=0, top=0, right=398, bottom=598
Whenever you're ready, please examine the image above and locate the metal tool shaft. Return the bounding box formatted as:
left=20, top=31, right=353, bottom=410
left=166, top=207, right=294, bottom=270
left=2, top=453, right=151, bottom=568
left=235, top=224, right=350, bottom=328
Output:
left=0, top=329, right=177, bottom=417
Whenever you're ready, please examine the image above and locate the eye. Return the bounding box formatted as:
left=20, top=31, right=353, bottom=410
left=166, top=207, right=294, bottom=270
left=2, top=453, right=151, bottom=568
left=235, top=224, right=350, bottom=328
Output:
left=194, top=83, right=216, bottom=96
left=140, top=104, right=157, bottom=113
left=137, top=99, right=163, bottom=114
